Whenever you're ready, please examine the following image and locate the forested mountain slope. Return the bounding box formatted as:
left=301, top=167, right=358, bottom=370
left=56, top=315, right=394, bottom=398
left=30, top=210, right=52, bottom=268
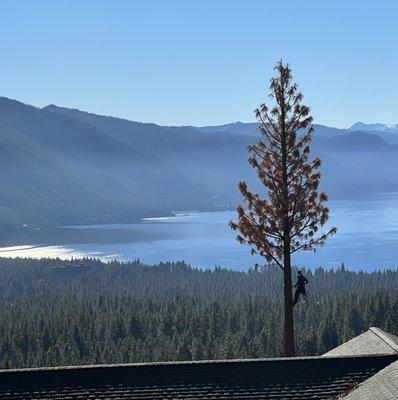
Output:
left=42, top=103, right=398, bottom=206
left=0, top=258, right=397, bottom=368
left=0, top=97, right=397, bottom=226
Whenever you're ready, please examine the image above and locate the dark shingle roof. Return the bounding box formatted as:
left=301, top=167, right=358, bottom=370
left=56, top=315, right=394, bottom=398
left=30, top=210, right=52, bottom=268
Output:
left=0, top=354, right=396, bottom=400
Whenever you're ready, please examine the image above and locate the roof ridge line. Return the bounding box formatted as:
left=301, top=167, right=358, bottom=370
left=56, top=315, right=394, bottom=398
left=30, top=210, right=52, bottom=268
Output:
left=0, top=354, right=395, bottom=374
left=370, top=327, right=398, bottom=354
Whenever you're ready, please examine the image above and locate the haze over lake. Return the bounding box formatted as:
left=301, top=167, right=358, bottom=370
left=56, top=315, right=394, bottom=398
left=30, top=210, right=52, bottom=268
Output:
left=0, top=193, right=397, bottom=271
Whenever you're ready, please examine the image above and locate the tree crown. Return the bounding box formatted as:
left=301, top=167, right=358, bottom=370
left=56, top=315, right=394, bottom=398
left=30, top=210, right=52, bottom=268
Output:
left=230, top=61, right=337, bottom=269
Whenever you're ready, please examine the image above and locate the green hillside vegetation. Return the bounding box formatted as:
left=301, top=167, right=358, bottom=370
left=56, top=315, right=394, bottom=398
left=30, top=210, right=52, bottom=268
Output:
left=0, top=257, right=397, bottom=369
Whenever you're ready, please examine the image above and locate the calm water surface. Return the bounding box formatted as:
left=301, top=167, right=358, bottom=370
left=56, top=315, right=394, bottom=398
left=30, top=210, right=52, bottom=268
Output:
left=0, top=194, right=397, bottom=271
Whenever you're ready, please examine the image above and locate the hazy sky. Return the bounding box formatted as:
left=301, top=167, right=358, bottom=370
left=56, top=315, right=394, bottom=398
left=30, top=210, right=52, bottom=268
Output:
left=0, top=0, right=397, bottom=127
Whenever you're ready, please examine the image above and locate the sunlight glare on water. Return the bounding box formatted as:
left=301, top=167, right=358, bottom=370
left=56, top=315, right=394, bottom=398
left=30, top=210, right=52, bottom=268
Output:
left=0, top=194, right=397, bottom=271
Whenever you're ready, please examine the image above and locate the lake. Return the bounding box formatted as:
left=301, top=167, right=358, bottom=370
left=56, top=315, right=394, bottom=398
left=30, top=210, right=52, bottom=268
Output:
left=0, top=193, right=397, bottom=271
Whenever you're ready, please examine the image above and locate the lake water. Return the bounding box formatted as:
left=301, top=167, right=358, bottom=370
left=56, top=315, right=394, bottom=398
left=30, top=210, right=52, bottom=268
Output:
left=0, top=193, right=397, bottom=271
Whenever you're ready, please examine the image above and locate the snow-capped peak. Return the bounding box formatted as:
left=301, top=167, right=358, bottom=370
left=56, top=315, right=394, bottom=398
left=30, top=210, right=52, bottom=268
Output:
left=346, top=122, right=398, bottom=133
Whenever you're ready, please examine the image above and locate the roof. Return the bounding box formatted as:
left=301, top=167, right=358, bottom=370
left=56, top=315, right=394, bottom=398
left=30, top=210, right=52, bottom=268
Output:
left=323, top=328, right=398, bottom=399
left=341, top=359, right=398, bottom=400
left=323, top=327, right=398, bottom=357
left=0, top=327, right=397, bottom=399
left=0, top=354, right=396, bottom=400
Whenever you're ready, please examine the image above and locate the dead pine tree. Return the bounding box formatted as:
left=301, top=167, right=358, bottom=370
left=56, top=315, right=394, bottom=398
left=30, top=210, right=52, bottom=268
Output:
left=230, top=61, right=337, bottom=357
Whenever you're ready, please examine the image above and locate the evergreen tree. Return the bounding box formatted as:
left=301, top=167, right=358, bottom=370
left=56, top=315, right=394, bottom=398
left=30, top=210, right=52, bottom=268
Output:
left=230, top=61, right=337, bottom=356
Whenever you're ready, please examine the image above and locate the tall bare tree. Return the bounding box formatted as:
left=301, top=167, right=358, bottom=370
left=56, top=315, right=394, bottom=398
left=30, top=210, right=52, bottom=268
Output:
left=230, top=61, right=336, bottom=357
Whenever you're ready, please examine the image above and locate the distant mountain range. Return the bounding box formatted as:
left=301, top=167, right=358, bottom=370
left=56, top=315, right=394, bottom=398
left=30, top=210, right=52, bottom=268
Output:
left=0, top=96, right=397, bottom=226
left=195, top=122, right=357, bottom=138
left=344, top=122, right=398, bottom=145
left=346, top=122, right=398, bottom=134
left=196, top=121, right=398, bottom=143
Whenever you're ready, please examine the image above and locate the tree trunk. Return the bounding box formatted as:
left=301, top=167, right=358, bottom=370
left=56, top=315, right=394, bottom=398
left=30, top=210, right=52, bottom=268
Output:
left=279, top=73, right=295, bottom=357
left=283, top=244, right=295, bottom=357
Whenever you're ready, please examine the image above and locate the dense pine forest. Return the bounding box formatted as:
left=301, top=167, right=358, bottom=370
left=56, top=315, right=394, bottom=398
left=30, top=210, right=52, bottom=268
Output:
left=0, top=257, right=397, bottom=369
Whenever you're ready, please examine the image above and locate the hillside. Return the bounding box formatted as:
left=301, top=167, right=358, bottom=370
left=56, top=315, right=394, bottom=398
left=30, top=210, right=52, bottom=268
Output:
left=0, top=97, right=397, bottom=226
left=0, top=257, right=397, bottom=368
left=43, top=103, right=398, bottom=200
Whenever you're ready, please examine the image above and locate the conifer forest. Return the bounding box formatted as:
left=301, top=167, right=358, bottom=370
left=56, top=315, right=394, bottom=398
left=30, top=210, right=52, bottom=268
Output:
left=0, top=257, right=397, bottom=369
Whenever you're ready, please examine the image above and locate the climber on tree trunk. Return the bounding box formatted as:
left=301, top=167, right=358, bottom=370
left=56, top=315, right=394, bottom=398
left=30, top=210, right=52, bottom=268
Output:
left=292, top=270, right=309, bottom=307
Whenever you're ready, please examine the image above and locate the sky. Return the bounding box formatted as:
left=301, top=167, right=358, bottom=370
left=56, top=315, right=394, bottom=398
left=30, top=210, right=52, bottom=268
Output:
left=0, top=0, right=397, bottom=127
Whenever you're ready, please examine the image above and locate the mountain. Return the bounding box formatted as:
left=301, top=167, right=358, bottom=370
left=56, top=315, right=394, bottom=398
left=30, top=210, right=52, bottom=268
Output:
left=346, top=122, right=398, bottom=145
left=42, top=104, right=252, bottom=211
left=313, top=130, right=388, bottom=151
left=0, top=99, right=252, bottom=225
left=310, top=132, right=397, bottom=196
left=195, top=121, right=260, bottom=136
left=0, top=97, right=397, bottom=226
left=197, top=122, right=353, bottom=138
left=198, top=121, right=398, bottom=144
left=0, top=100, right=199, bottom=225
left=0, top=98, right=148, bottom=164
left=347, top=122, right=398, bottom=133
left=0, top=125, right=133, bottom=226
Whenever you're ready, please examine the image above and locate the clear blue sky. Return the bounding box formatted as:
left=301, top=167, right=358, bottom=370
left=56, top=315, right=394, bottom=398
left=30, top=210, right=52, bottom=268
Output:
left=0, top=0, right=396, bottom=127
